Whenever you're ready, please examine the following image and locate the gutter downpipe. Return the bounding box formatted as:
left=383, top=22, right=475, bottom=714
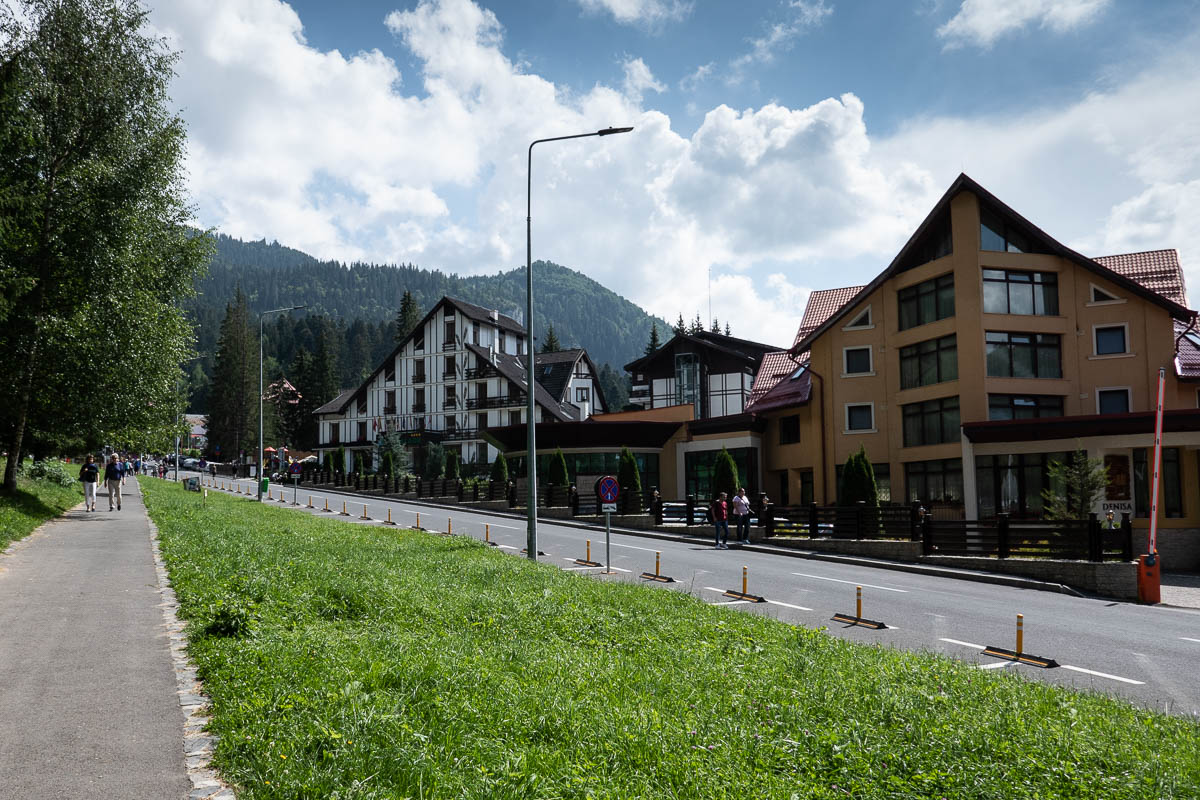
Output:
left=806, top=366, right=828, bottom=504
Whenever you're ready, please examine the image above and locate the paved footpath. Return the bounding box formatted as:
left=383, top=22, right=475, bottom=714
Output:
left=0, top=482, right=190, bottom=799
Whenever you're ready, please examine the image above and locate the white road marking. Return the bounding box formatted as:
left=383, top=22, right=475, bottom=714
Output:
left=1060, top=665, right=1145, bottom=685
left=766, top=600, right=812, bottom=611
left=939, top=637, right=985, bottom=650
left=1180, top=637, right=1200, bottom=644
left=791, top=572, right=908, bottom=592
left=711, top=600, right=750, bottom=606
left=607, top=542, right=662, bottom=553
left=497, top=545, right=518, bottom=550
left=601, top=566, right=632, bottom=573
left=976, top=661, right=1014, bottom=670
left=563, top=566, right=605, bottom=571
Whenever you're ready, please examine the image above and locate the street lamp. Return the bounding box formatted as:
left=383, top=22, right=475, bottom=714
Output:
left=259, top=305, right=307, bottom=500
left=525, top=125, right=633, bottom=559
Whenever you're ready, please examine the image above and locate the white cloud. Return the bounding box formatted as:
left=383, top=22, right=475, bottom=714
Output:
left=726, top=0, right=832, bottom=85
left=621, top=56, right=666, bottom=104
left=573, top=0, right=691, bottom=27
left=937, top=0, right=1110, bottom=48
left=679, top=61, right=714, bottom=93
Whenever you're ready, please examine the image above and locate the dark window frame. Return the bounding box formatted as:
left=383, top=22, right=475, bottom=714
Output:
left=982, top=269, right=1059, bottom=316
left=904, top=458, right=963, bottom=504
left=779, top=415, right=800, bottom=445
left=843, top=346, right=873, bottom=375
left=902, top=396, right=961, bottom=447
left=1134, top=447, right=1183, bottom=518
left=1097, top=388, right=1131, bottom=415
left=845, top=403, right=874, bottom=432
left=900, top=334, right=958, bottom=389
left=898, top=273, right=955, bottom=331
left=987, top=394, right=1065, bottom=420
left=1094, top=324, right=1128, bottom=356
left=985, top=331, right=1062, bottom=379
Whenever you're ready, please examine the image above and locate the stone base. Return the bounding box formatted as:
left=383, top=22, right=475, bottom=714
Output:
left=1133, top=528, right=1200, bottom=571
left=767, top=537, right=922, bottom=561
left=922, top=555, right=1137, bottom=600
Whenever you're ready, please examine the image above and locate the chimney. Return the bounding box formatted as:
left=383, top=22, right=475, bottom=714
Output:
left=489, top=309, right=499, bottom=322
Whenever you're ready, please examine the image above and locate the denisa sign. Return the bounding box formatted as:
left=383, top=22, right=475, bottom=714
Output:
left=1099, top=452, right=1134, bottom=518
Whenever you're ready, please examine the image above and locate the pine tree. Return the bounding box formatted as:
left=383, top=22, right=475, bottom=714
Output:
left=549, top=448, right=570, bottom=487
left=645, top=322, right=661, bottom=355
left=206, top=290, right=257, bottom=464
left=1042, top=449, right=1108, bottom=519
left=839, top=446, right=879, bottom=506
left=395, top=290, right=421, bottom=343
left=711, top=317, right=720, bottom=334
left=335, top=445, right=346, bottom=474
left=541, top=324, right=562, bottom=353
left=490, top=452, right=509, bottom=483
left=689, top=314, right=704, bottom=335
left=382, top=450, right=395, bottom=478
left=724, top=322, right=732, bottom=336
left=712, top=448, right=740, bottom=501
left=445, top=449, right=459, bottom=480
left=618, top=447, right=642, bottom=495
left=674, top=314, right=687, bottom=335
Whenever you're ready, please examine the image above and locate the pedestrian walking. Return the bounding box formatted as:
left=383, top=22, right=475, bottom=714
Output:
left=712, top=491, right=729, bottom=549
left=731, top=487, right=752, bottom=544
left=78, top=455, right=99, bottom=512
left=104, top=454, right=122, bottom=511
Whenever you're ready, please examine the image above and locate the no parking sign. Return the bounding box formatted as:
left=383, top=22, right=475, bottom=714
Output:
left=596, top=475, right=619, bottom=513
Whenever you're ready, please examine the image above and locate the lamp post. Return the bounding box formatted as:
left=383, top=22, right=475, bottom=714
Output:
left=259, top=305, right=306, bottom=500
left=525, top=125, right=633, bottom=559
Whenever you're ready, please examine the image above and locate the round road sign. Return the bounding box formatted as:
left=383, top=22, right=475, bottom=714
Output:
left=289, top=461, right=303, bottom=475
left=596, top=475, right=620, bottom=503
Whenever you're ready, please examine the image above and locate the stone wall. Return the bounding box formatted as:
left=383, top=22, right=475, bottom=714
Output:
left=922, top=555, right=1137, bottom=600
left=1134, top=528, right=1200, bottom=571
left=767, top=537, right=922, bottom=561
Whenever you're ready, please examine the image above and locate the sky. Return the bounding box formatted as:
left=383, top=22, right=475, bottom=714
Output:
left=146, top=0, right=1200, bottom=347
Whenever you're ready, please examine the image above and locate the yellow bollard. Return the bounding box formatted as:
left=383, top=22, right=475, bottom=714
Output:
left=485, top=523, right=490, bottom=543
left=1016, top=613, right=1024, bottom=654
left=587, top=540, right=592, bottom=562
left=361, top=504, right=370, bottom=520
left=340, top=501, right=349, bottom=516
left=387, top=508, right=393, bottom=524
left=857, top=586, right=863, bottom=619
left=655, top=551, right=661, bottom=577
left=307, top=495, right=314, bottom=509
left=743, top=566, right=748, bottom=596
left=447, top=517, right=452, bottom=536
left=416, top=512, right=420, bottom=530
left=323, top=497, right=330, bottom=512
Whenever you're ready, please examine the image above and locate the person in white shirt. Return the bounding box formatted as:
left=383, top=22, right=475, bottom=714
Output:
left=731, top=487, right=752, bottom=543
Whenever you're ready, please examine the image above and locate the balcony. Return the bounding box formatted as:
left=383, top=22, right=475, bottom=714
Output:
left=442, top=341, right=457, bottom=352
left=441, top=371, right=457, bottom=380
left=442, top=399, right=459, bottom=410
left=413, top=372, right=426, bottom=384
left=466, top=395, right=525, bottom=410
left=412, top=403, right=426, bottom=413
left=383, top=406, right=396, bottom=416
left=441, top=427, right=482, bottom=442
left=464, top=366, right=496, bottom=379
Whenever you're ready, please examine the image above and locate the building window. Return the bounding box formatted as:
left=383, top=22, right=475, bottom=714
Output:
left=902, top=396, right=960, bottom=447
left=975, top=452, right=1068, bottom=518
left=383, top=390, right=396, bottom=414
left=987, top=394, right=1064, bottom=420
left=498, top=330, right=506, bottom=352
left=414, top=329, right=424, bottom=352
left=356, top=394, right=367, bottom=415
left=798, top=470, right=813, bottom=506
left=413, top=387, right=425, bottom=413
left=413, top=359, right=426, bottom=382
left=384, top=361, right=395, bottom=383
left=845, top=403, right=874, bottom=433
left=843, top=346, right=873, bottom=375
left=985, top=332, right=1061, bottom=378
left=844, top=306, right=872, bottom=330
left=779, top=415, right=800, bottom=445
left=982, top=269, right=1058, bottom=316
left=1090, top=284, right=1120, bottom=304
left=443, top=355, right=456, bottom=379
left=472, top=321, right=481, bottom=345
left=899, top=334, right=957, bottom=389
left=980, top=206, right=1032, bottom=253
left=1094, top=324, right=1128, bottom=356
left=445, top=416, right=456, bottom=432
left=898, top=274, right=955, bottom=331
left=904, top=459, right=963, bottom=504
left=1134, top=448, right=1182, bottom=518
left=509, top=409, right=521, bottom=426
left=1097, top=388, right=1131, bottom=414
left=575, top=387, right=590, bottom=403
left=357, top=421, right=367, bottom=442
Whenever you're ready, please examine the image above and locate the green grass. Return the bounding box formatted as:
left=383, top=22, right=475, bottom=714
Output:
left=0, top=459, right=83, bottom=549
left=142, top=480, right=1200, bottom=799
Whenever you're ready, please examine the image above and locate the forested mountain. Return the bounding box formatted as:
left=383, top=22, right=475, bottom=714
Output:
left=187, top=234, right=666, bottom=369
left=184, top=234, right=667, bottom=417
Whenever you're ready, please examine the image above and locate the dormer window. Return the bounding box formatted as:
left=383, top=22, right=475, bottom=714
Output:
left=1089, top=283, right=1122, bottom=305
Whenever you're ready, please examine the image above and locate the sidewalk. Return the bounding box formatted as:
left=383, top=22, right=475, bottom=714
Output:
left=0, top=482, right=189, bottom=799
left=1162, top=572, right=1200, bottom=609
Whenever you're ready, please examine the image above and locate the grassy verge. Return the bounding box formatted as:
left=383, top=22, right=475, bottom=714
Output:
left=143, top=480, right=1199, bottom=799
left=0, top=459, right=83, bottom=549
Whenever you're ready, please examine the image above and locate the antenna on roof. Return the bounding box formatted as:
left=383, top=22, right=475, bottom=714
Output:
left=708, top=266, right=712, bottom=328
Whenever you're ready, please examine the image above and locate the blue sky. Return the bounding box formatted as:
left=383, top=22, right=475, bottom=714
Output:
left=149, top=0, right=1200, bottom=345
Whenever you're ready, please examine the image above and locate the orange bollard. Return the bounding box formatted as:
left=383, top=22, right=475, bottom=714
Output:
left=307, top=495, right=314, bottom=509
left=360, top=504, right=370, bottom=520
left=447, top=517, right=452, bottom=536
left=485, top=523, right=490, bottom=543
left=857, top=586, right=863, bottom=619
left=1016, top=613, right=1024, bottom=654
left=743, top=566, right=749, bottom=596
left=416, top=512, right=420, bottom=530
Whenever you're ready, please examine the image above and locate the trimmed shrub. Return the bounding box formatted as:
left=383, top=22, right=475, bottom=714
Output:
left=445, top=450, right=460, bottom=481
left=548, top=449, right=569, bottom=487
left=712, top=448, right=739, bottom=501
left=490, top=453, right=509, bottom=483
left=335, top=446, right=346, bottom=474
left=839, top=446, right=878, bottom=506
left=618, top=447, right=642, bottom=495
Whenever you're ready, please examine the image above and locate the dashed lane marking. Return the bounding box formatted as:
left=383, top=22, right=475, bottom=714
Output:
left=1180, top=637, right=1200, bottom=643
left=976, top=661, right=1014, bottom=670
left=1060, top=665, right=1145, bottom=685
left=765, top=600, right=813, bottom=611
left=563, top=566, right=605, bottom=571
left=790, top=572, right=908, bottom=592
left=710, top=600, right=750, bottom=606
left=939, top=637, right=986, bottom=650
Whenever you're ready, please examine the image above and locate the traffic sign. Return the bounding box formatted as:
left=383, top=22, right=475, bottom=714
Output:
left=596, top=475, right=620, bottom=503
left=601, top=502, right=617, bottom=513
left=289, top=461, right=302, bottom=475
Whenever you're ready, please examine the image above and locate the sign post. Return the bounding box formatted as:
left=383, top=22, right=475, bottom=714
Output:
left=290, top=460, right=302, bottom=505
left=596, top=475, right=620, bottom=574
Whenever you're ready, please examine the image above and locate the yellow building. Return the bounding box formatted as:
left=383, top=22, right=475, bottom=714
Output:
left=751, top=174, right=1200, bottom=569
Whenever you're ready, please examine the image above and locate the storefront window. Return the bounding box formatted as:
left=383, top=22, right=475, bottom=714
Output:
left=974, top=452, right=1068, bottom=519
left=1134, top=448, right=1182, bottom=518
left=905, top=459, right=963, bottom=505
left=685, top=448, right=759, bottom=499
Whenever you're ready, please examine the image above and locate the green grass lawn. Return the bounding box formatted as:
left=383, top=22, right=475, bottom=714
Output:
left=0, top=459, right=83, bottom=549
left=142, top=480, right=1200, bottom=799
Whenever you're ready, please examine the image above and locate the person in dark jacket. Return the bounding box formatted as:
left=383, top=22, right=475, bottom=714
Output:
left=78, top=455, right=99, bottom=512
left=104, top=454, right=122, bottom=511
left=712, top=492, right=729, bottom=549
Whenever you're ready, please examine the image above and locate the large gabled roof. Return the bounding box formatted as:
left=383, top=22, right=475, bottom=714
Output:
left=314, top=388, right=356, bottom=416
left=1093, top=249, right=1187, bottom=306
left=625, top=330, right=780, bottom=372
left=748, top=350, right=802, bottom=405
left=790, top=174, right=1194, bottom=357
left=793, top=286, right=865, bottom=346
left=463, top=343, right=578, bottom=422
left=532, top=348, right=607, bottom=411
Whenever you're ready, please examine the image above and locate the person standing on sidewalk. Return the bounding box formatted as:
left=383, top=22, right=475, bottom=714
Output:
left=712, top=492, right=729, bottom=549
left=104, top=454, right=122, bottom=511
left=78, top=455, right=99, bottom=512
left=731, top=487, right=752, bottom=544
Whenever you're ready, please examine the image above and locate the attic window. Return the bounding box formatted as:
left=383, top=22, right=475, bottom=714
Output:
left=843, top=306, right=872, bottom=330
left=1090, top=284, right=1121, bottom=304
left=980, top=205, right=1032, bottom=253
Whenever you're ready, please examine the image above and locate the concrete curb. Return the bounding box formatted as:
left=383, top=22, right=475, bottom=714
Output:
left=146, top=500, right=236, bottom=800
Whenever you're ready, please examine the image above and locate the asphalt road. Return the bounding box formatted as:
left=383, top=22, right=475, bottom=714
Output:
left=198, top=473, right=1200, bottom=717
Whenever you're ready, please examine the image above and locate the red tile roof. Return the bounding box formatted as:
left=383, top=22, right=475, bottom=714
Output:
left=1175, top=320, right=1200, bottom=380
left=746, top=363, right=812, bottom=414
left=1092, top=249, right=1187, bottom=307
left=749, top=350, right=802, bottom=404
left=793, top=286, right=865, bottom=346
